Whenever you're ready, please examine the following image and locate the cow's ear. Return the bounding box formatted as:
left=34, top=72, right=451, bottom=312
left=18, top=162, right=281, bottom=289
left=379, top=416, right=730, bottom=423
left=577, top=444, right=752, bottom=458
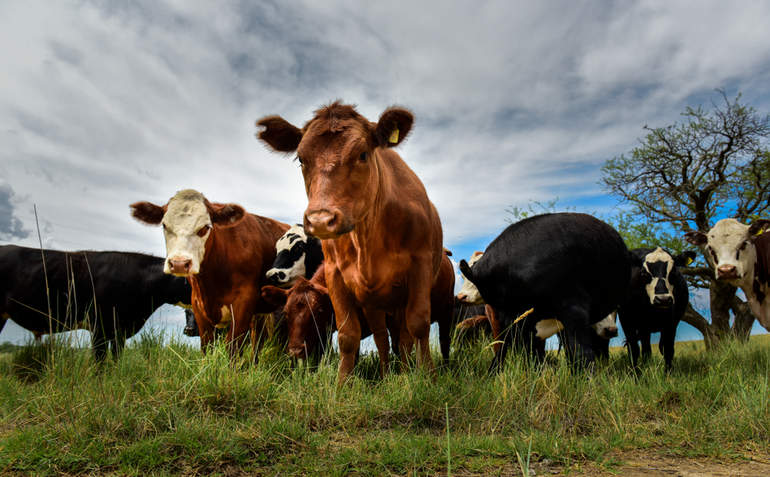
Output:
left=373, top=107, right=413, bottom=148
left=684, top=230, right=708, bottom=246
left=131, top=201, right=165, bottom=225
left=674, top=251, right=697, bottom=267
left=256, top=116, right=303, bottom=152
left=210, top=203, right=245, bottom=227
left=749, top=219, right=770, bottom=238
left=261, top=286, right=289, bottom=307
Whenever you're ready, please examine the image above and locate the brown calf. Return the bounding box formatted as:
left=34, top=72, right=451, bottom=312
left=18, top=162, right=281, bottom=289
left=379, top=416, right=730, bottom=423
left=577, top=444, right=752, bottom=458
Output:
left=131, top=189, right=289, bottom=356
left=258, top=102, right=446, bottom=382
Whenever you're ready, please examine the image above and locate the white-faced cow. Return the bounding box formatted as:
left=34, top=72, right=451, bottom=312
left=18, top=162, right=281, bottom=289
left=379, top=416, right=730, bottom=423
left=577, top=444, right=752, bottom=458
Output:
left=685, top=218, right=770, bottom=330
left=619, top=247, right=694, bottom=371
left=131, top=189, right=289, bottom=356
left=265, top=224, right=324, bottom=288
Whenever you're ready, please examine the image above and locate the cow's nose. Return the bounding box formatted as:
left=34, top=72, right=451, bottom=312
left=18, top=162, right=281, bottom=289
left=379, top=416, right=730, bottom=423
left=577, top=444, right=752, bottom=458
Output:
left=456, top=293, right=467, bottom=303
left=653, top=295, right=674, bottom=307
left=288, top=344, right=307, bottom=359
left=183, top=326, right=197, bottom=337
left=304, top=209, right=342, bottom=237
left=717, top=264, right=738, bottom=279
left=266, top=270, right=286, bottom=285
left=168, top=257, right=192, bottom=275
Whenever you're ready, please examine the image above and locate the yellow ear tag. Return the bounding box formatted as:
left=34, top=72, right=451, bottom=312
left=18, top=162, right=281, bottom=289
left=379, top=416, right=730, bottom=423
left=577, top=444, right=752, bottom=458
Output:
left=389, top=128, right=399, bottom=144
left=686, top=257, right=694, bottom=266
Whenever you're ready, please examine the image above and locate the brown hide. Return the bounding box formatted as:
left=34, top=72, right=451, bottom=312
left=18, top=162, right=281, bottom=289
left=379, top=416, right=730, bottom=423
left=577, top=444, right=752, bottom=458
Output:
left=257, top=102, right=444, bottom=382
left=131, top=193, right=289, bottom=355
left=262, top=264, right=334, bottom=359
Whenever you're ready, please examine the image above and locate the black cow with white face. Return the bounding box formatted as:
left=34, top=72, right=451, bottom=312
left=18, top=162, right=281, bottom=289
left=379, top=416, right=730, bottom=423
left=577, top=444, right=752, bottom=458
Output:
left=265, top=224, right=324, bottom=288
left=619, top=247, right=695, bottom=371
left=459, top=213, right=632, bottom=371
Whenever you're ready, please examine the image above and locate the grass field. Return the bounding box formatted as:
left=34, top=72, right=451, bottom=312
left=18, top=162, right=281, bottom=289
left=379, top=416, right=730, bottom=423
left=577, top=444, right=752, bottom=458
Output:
left=1, top=332, right=769, bottom=476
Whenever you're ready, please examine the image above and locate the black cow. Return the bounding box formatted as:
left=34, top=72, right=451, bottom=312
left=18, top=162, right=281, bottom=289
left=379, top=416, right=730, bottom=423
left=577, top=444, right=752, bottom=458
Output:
left=0, top=245, right=191, bottom=361
left=459, top=213, right=631, bottom=371
left=265, top=224, right=324, bottom=288
left=619, top=247, right=694, bottom=371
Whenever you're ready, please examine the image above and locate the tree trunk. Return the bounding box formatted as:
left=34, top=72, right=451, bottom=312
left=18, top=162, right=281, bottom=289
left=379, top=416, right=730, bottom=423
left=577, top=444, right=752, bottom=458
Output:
left=681, top=304, right=716, bottom=350
left=731, top=298, right=755, bottom=342
left=709, top=280, right=736, bottom=341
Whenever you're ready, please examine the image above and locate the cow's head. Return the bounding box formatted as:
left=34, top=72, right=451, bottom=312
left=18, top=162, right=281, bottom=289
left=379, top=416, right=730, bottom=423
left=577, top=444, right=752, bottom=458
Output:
left=456, top=251, right=485, bottom=305
left=685, top=218, right=770, bottom=283
left=257, top=101, right=413, bottom=239
left=266, top=224, right=314, bottom=287
left=262, top=276, right=332, bottom=359
left=183, top=309, right=199, bottom=337
left=130, top=189, right=245, bottom=276
left=632, top=247, right=695, bottom=307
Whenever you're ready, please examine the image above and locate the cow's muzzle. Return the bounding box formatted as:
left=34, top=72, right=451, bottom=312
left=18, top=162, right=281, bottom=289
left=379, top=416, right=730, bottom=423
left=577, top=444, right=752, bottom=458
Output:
left=168, top=257, right=193, bottom=275
left=717, top=264, right=739, bottom=280
left=653, top=295, right=674, bottom=307
left=266, top=269, right=288, bottom=286
left=288, top=343, right=308, bottom=359
left=304, top=208, right=352, bottom=239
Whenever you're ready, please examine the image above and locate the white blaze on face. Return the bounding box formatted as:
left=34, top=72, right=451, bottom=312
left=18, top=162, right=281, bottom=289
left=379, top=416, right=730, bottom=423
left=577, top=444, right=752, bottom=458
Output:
left=457, top=251, right=484, bottom=304
left=266, top=224, right=307, bottom=287
left=703, top=219, right=756, bottom=283
left=643, top=248, right=675, bottom=306
left=161, top=190, right=212, bottom=276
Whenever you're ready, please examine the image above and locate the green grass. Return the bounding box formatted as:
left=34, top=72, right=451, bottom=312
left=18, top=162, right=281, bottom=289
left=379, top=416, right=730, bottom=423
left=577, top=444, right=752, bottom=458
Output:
left=0, top=333, right=768, bottom=475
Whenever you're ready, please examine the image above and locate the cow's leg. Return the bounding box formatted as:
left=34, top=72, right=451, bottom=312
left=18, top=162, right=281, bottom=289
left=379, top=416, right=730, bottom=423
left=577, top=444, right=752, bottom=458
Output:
left=487, top=305, right=502, bottom=355
left=625, top=326, right=641, bottom=368
left=193, top=306, right=216, bottom=353
left=660, top=323, right=677, bottom=372
left=228, top=300, right=257, bottom=361
left=395, top=310, right=415, bottom=371
left=488, top=324, right=513, bottom=374
left=364, top=308, right=392, bottom=378
left=405, top=260, right=435, bottom=375
left=111, top=331, right=126, bottom=360
left=329, top=270, right=363, bottom=384
left=91, top=326, right=108, bottom=363
left=640, top=332, right=652, bottom=362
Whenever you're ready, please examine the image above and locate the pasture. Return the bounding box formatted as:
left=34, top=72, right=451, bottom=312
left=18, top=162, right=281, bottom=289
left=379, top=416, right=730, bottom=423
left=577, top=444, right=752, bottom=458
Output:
left=1, top=333, right=769, bottom=476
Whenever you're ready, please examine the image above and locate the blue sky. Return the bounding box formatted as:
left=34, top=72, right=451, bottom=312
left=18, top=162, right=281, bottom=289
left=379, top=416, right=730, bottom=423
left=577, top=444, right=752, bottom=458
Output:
left=2, top=1, right=770, bottom=346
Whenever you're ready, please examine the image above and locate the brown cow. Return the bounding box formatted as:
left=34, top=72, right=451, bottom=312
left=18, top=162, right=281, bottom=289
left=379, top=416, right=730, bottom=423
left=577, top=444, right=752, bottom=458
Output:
left=257, top=102, right=446, bottom=382
left=262, top=264, right=335, bottom=361
left=130, top=189, right=289, bottom=356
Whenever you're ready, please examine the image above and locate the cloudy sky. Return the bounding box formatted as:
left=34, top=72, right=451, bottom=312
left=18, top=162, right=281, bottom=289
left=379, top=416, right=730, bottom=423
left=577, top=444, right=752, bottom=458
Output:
left=2, top=1, right=770, bottom=344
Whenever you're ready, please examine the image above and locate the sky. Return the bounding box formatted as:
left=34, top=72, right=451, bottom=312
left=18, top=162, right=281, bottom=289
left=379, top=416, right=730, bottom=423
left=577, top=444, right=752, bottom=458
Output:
left=2, top=0, right=770, bottom=346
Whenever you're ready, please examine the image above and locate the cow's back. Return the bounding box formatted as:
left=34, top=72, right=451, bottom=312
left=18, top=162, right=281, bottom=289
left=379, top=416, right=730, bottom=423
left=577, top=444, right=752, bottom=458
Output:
left=470, top=213, right=630, bottom=323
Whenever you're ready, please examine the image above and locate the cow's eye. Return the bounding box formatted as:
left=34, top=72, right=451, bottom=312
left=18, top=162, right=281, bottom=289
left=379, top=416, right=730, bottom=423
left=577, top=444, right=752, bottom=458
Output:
left=359, top=152, right=367, bottom=162
left=296, top=156, right=305, bottom=168
left=196, top=225, right=211, bottom=237
left=739, top=241, right=749, bottom=251
left=639, top=270, right=652, bottom=283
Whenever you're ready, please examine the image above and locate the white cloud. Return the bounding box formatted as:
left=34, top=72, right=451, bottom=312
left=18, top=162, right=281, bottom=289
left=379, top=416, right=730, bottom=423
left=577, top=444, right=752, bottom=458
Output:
left=0, top=0, right=769, bottom=256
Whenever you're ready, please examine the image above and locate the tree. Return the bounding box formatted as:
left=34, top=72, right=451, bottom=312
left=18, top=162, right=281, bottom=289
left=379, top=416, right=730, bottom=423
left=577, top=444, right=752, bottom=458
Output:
left=602, top=90, right=770, bottom=347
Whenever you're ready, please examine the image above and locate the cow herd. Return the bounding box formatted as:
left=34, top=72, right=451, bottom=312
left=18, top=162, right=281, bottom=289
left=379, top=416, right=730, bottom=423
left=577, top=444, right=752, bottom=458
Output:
left=1, top=101, right=769, bottom=384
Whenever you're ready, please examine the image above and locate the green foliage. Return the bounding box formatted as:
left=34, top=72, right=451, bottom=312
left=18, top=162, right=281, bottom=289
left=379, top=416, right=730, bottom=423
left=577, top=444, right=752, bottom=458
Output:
left=1, top=332, right=769, bottom=475
left=602, top=90, right=770, bottom=233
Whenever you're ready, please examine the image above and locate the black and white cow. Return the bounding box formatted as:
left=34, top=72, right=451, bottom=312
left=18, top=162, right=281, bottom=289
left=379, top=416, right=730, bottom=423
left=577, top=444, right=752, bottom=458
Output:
left=457, top=249, right=620, bottom=361
left=619, top=247, right=694, bottom=371
left=265, top=224, right=324, bottom=288
left=459, top=213, right=631, bottom=371
left=685, top=218, right=770, bottom=331
left=0, top=245, right=191, bottom=361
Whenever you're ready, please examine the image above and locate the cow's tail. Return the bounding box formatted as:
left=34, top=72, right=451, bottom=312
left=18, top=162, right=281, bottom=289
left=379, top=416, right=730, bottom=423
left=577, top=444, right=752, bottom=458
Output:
left=459, top=259, right=475, bottom=284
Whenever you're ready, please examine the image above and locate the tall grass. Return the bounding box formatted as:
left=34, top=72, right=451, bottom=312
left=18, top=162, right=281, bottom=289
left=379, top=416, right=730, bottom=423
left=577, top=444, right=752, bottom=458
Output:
left=0, top=333, right=768, bottom=475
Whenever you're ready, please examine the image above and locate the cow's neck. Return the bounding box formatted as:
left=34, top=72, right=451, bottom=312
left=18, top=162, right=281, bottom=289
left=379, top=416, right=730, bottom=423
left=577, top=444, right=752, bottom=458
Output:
left=749, top=243, right=770, bottom=329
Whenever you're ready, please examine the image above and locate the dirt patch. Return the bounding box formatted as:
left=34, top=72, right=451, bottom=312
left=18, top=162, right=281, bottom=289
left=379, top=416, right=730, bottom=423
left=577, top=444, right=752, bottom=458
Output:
left=553, top=449, right=770, bottom=476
